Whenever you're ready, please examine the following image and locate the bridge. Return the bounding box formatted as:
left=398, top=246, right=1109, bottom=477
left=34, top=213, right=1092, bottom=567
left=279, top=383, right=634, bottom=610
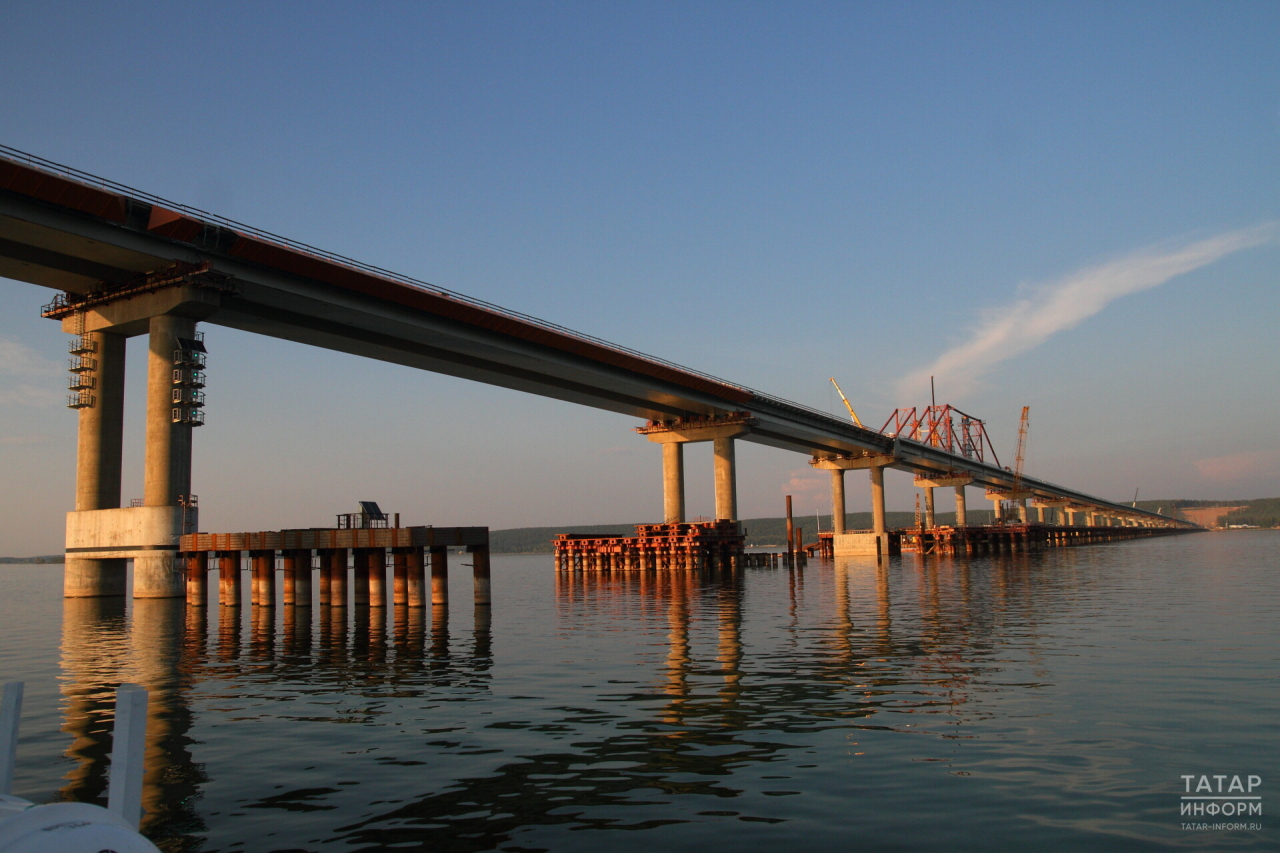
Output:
left=0, top=145, right=1196, bottom=598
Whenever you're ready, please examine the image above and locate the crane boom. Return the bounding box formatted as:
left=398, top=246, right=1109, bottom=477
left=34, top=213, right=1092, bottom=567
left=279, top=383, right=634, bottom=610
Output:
left=1012, top=406, right=1030, bottom=490
left=829, top=377, right=864, bottom=428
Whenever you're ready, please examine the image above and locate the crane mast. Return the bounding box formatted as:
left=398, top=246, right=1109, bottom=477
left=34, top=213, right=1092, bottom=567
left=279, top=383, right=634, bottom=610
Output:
left=1012, top=406, right=1030, bottom=491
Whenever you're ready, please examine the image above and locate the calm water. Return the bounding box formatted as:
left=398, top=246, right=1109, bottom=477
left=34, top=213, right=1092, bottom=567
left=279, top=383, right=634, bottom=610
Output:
left=1, top=533, right=1276, bottom=852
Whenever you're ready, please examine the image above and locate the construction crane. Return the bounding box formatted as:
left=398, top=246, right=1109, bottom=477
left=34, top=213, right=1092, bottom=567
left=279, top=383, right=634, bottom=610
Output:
left=1012, top=406, right=1030, bottom=492
left=829, top=377, right=864, bottom=428
left=1005, top=405, right=1030, bottom=522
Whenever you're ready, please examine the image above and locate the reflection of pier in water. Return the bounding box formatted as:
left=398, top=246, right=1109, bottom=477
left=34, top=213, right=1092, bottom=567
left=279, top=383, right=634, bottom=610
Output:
left=58, top=552, right=1057, bottom=850
left=58, top=590, right=491, bottom=847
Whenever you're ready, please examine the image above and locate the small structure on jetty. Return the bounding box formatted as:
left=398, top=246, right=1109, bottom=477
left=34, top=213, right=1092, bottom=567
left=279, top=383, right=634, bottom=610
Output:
left=554, top=521, right=777, bottom=571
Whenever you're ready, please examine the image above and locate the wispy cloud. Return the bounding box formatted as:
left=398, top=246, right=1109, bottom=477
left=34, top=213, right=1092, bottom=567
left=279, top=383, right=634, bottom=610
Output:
left=0, top=337, right=65, bottom=407
left=897, top=224, right=1279, bottom=400
left=1194, top=449, right=1280, bottom=482
left=0, top=337, right=62, bottom=376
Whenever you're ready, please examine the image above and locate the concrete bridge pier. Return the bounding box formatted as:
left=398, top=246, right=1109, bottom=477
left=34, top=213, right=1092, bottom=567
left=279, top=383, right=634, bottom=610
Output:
left=713, top=436, right=738, bottom=522
left=65, top=331, right=128, bottom=598
left=814, top=454, right=898, bottom=556
left=955, top=486, right=967, bottom=526
left=135, top=315, right=197, bottom=599
left=870, top=465, right=888, bottom=553
left=923, top=486, right=936, bottom=528
left=663, top=443, right=685, bottom=523
left=830, top=469, right=846, bottom=534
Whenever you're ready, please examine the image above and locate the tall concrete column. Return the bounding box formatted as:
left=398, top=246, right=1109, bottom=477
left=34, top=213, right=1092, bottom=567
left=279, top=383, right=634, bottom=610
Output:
left=713, top=436, right=738, bottom=521
left=143, top=315, right=195, bottom=507
left=954, top=486, right=967, bottom=526
left=1017, top=502, right=1028, bottom=523
left=663, top=441, right=685, bottom=523
left=992, top=499, right=1004, bottom=521
left=923, top=486, right=935, bottom=528
left=137, top=315, right=196, bottom=599
left=1036, top=506, right=1045, bottom=523
left=870, top=465, right=887, bottom=552
left=66, top=331, right=128, bottom=598
left=830, top=469, right=846, bottom=534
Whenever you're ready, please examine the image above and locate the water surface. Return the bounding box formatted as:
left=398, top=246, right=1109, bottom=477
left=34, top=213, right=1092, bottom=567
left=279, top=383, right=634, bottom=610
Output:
left=1, top=532, right=1275, bottom=851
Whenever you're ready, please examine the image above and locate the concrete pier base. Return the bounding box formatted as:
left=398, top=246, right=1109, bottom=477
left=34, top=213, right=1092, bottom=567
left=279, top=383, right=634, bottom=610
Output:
left=134, top=553, right=185, bottom=599
left=64, top=558, right=127, bottom=598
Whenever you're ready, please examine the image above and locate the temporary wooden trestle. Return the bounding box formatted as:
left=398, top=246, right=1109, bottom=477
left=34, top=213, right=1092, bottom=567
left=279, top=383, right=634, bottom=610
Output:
left=897, top=523, right=1187, bottom=555
left=554, top=520, right=775, bottom=572
left=177, top=526, right=490, bottom=608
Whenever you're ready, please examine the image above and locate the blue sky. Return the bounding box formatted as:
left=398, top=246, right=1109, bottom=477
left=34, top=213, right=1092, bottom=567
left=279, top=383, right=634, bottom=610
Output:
left=2, top=2, right=1278, bottom=552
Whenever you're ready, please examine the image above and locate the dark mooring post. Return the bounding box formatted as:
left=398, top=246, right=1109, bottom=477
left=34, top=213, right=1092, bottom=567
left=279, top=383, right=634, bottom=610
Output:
left=430, top=547, right=449, bottom=606
left=392, top=549, right=409, bottom=607
left=185, top=552, right=208, bottom=606
left=407, top=548, right=426, bottom=608
left=785, top=495, right=794, bottom=560
left=470, top=544, right=492, bottom=607
left=218, top=553, right=241, bottom=607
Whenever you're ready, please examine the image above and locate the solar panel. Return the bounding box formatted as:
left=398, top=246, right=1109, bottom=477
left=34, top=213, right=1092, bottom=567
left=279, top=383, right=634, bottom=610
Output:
left=359, top=501, right=386, bottom=520
left=176, top=337, right=208, bottom=353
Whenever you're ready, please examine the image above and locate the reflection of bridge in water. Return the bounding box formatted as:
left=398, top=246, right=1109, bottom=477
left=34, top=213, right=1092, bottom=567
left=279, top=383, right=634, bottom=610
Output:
left=57, top=553, right=1066, bottom=849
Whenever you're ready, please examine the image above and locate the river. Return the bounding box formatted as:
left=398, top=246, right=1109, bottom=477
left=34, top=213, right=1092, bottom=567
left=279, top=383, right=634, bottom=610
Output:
left=1, top=531, right=1275, bottom=851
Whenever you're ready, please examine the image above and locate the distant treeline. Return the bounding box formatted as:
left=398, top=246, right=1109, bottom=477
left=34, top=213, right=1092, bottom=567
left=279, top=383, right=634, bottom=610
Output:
left=0, top=555, right=64, bottom=564
left=1223, top=498, right=1280, bottom=528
